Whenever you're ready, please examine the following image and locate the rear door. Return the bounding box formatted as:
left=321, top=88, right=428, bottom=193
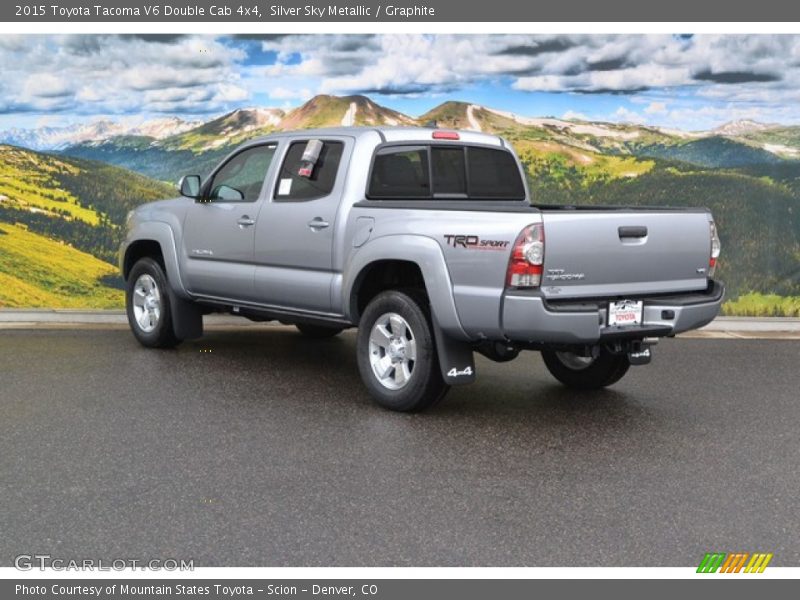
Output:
left=182, top=142, right=277, bottom=301
left=539, top=209, right=713, bottom=298
left=253, top=136, right=352, bottom=313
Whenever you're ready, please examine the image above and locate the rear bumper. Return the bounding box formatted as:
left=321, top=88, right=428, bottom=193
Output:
left=501, top=281, right=725, bottom=345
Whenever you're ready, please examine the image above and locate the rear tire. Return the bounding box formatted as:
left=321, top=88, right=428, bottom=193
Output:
left=295, top=323, right=344, bottom=339
left=541, top=347, right=630, bottom=390
left=126, top=257, right=181, bottom=349
left=357, top=289, right=449, bottom=412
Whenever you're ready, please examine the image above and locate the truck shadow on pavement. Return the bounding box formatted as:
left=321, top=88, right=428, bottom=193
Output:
left=177, top=328, right=653, bottom=429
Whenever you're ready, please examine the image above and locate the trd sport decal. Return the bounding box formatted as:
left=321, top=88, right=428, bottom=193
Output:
left=443, top=235, right=510, bottom=250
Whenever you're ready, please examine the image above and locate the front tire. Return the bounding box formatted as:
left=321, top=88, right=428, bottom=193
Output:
left=541, top=347, right=630, bottom=390
left=126, top=257, right=181, bottom=349
left=356, top=290, right=449, bottom=412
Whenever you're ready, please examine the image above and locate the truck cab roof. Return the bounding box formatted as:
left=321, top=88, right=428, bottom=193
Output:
left=250, top=126, right=507, bottom=148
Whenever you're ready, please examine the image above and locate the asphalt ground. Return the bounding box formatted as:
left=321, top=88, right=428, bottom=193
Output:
left=0, top=328, right=798, bottom=567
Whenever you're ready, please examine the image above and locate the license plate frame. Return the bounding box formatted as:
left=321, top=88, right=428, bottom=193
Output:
left=608, top=300, right=643, bottom=327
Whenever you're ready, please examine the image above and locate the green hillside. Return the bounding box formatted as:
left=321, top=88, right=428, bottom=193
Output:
left=0, top=145, right=173, bottom=309
left=630, top=136, right=784, bottom=168
left=0, top=222, right=122, bottom=308
left=0, top=145, right=173, bottom=264
left=0, top=145, right=101, bottom=224
left=64, top=142, right=226, bottom=182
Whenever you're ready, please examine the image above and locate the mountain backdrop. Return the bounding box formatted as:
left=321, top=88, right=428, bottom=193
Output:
left=1, top=94, right=799, bottom=315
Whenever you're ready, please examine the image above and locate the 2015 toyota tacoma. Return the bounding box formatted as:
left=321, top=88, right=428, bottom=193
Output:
left=120, top=127, right=723, bottom=411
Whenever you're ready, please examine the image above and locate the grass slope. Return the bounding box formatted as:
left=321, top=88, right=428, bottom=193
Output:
left=0, top=222, right=122, bottom=308
left=631, top=136, right=784, bottom=168
left=0, top=144, right=173, bottom=265
left=0, top=144, right=100, bottom=224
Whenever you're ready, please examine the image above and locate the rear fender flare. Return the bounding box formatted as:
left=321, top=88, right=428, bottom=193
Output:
left=343, top=235, right=469, bottom=342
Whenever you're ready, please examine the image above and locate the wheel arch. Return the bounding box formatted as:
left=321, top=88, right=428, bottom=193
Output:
left=122, top=222, right=188, bottom=298
left=343, top=235, right=469, bottom=341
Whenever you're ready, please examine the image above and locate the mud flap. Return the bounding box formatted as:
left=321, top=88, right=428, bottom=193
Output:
left=168, top=290, right=203, bottom=340
left=431, top=316, right=476, bottom=385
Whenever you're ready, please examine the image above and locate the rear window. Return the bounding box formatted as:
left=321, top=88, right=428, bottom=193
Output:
left=367, top=146, right=429, bottom=198
left=367, top=144, right=525, bottom=201
left=431, top=147, right=467, bottom=197
left=467, top=146, right=526, bottom=199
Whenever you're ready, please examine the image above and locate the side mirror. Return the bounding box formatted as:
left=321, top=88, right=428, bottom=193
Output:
left=178, top=175, right=201, bottom=199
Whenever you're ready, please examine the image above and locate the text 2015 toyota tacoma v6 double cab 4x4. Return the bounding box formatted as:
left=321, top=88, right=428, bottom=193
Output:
left=120, top=127, right=723, bottom=411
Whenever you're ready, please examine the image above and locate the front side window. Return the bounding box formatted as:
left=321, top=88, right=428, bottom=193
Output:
left=274, top=140, right=344, bottom=201
left=208, top=144, right=277, bottom=202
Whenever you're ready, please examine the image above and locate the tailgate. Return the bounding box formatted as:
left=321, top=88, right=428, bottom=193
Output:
left=540, top=209, right=712, bottom=299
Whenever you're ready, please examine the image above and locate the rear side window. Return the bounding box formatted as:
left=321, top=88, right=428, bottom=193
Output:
left=275, top=140, right=344, bottom=201
left=368, top=146, right=429, bottom=198
left=367, top=144, right=524, bottom=200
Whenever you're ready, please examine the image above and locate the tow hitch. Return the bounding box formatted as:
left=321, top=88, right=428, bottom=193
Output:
left=628, top=338, right=657, bottom=365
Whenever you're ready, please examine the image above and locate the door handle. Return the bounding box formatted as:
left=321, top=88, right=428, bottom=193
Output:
left=237, top=216, right=256, bottom=228
left=618, top=225, right=648, bottom=238
left=308, top=217, right=330, bottom=231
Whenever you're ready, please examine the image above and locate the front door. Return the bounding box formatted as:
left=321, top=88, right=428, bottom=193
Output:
left=253, top=137, right=351, bottom=313
left=182, top=142, right=277, bottom=301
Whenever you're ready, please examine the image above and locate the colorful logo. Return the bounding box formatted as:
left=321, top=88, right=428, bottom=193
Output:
left=697, top=552, right=773, bottom=573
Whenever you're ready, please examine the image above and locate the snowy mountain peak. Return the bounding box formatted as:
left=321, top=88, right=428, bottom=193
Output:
left=0, top=117, right=200, bottom=151
left=713, top=119, right=774, bottom=136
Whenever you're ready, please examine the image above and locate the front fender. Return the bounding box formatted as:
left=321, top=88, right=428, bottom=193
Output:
left=342, top=234, right=469, bottom=341
left=122, top=221, right=189, bottom=299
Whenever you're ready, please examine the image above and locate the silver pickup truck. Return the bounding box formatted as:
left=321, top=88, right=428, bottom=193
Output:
left=120, top=127, right=723, bottom=411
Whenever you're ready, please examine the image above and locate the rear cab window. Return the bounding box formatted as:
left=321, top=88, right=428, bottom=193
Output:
left=367, top=143, right=525, bottom=201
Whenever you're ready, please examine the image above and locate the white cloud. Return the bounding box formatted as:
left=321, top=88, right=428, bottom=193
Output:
left=269, top=86, right=313, bottom=100
left=22, top=73, right=73, bottom=99
left=613, top=107, right=646, bottom=124
left=214, top=83, right=249, bottom=103
left=0, top=35, right=247, bottom=116
left=644, top=101, right=667, bottom=114
left=562, top=110, right=589, bottom=120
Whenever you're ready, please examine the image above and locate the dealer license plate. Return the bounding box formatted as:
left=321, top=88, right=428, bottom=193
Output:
left=608, top=300, right=643, bottom=327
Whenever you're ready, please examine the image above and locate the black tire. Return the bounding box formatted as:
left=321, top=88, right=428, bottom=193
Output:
left=125, top=257, right=181, bottom=349
left=356, top=289, right=449, bottom=412
left=295, top=323, right=344, bottom=339
left=541, top=347, right=630, bottom=390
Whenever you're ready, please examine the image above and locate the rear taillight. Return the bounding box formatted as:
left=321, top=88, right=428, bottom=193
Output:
left=506, top=223, right=545, bottom=288
left=709, top=220, right=721, bottom=277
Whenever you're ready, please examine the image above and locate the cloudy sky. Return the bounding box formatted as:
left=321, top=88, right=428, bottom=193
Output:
left=2, top=34, right=800, bottom=131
